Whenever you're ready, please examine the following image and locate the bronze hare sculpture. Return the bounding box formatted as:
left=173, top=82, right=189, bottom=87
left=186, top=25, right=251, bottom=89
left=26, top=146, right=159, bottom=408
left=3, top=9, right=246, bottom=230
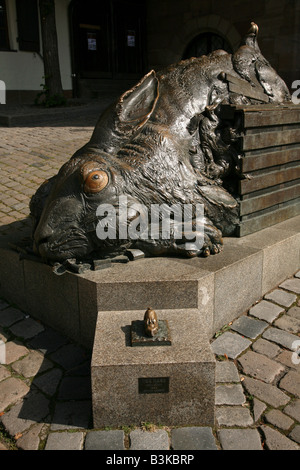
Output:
left=30, top=23, right=290, bottom=263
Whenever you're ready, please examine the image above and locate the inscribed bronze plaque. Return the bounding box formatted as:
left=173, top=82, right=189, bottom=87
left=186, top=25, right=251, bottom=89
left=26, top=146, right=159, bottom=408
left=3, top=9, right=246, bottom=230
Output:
left=131, top=320, right=171, bottom=347
left=138, top=377, right=169, bottom=394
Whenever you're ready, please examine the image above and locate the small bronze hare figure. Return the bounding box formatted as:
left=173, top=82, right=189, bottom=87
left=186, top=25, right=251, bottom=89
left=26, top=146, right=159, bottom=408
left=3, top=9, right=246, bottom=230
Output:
left=30, top=23, right=290, bottom=263
left=144, top=308, right=159, bottom=337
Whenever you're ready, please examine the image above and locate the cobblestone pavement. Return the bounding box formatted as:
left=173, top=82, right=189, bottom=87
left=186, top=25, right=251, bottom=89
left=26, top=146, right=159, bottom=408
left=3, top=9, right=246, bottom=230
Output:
left=0, top=102, right=103, bottom=237
left=0, top=106, right=299, bottom=450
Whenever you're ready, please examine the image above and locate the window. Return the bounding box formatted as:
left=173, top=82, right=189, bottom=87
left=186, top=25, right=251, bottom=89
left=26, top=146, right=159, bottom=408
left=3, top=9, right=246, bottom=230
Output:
left=16, top=0, right=40, bottom=52
left=0, top=0, right=10, bottom=50
left=183, top=32, right=232, bottom=59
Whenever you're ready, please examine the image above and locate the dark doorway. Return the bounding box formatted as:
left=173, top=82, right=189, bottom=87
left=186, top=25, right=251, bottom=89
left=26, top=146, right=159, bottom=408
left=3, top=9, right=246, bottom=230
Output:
left=0, top=0, right=10, bottom=50
left=183, top=32, right=232, bottom=59
left=69, top=0, right=147, bottom=96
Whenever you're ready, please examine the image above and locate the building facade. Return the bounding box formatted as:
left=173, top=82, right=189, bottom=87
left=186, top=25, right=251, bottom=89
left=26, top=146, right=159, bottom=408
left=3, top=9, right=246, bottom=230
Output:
left=146, top=0, right=300, bottom=91
left=0, top=0, right=299, bottom=104
left=0, top=0, right=72, bottom=103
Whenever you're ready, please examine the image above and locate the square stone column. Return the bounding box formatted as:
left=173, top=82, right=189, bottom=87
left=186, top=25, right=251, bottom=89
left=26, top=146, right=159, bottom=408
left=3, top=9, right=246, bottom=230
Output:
left=91, top=308, right=215, bottom=427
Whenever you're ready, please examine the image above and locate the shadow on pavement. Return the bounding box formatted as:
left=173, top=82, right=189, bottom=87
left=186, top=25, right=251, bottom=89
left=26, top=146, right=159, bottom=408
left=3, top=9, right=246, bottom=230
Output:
left=0, top=220, right=94, bottom=430
left=0, top=98, right=117, bottom=128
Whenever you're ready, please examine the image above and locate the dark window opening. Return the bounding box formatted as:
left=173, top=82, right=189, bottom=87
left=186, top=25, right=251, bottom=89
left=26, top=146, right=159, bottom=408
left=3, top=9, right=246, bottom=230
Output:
left=70, top=0, right=147, bottom=80
left=16, top=0, right=40, bottom=52
left=183, top=32, right=232, bottom=59
left=0, top=0, right=10, bottom=50
left=112, top=0, right=146, bottom=77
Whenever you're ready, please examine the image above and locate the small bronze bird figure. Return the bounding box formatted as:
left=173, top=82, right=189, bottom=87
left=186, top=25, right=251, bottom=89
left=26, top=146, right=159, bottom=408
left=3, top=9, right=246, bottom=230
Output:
left=232, top=23, right=261, bottom=87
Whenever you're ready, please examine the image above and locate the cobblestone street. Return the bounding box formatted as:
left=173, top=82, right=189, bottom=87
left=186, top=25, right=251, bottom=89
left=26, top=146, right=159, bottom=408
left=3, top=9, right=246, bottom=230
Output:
left=0, top=105, right=299, bottom=450
left=0, top=104, right=100, bottom=235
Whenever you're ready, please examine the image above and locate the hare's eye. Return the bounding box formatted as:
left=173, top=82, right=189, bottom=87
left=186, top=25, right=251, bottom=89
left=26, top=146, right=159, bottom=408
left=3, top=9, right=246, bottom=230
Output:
left=84, top=170, right=108, bottom=194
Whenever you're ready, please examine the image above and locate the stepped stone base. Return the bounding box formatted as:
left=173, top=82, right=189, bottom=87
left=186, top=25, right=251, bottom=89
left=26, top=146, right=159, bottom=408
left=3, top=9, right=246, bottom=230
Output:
left=0, top=215, right=299, bottom=428
left=0, top=215, right=299, bottom=349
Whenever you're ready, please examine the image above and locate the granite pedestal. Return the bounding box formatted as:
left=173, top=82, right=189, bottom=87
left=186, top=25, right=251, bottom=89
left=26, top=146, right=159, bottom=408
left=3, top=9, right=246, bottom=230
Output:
left=91, top=309, right=215, bottom=427
left=0, top=215, right=299, bottom=349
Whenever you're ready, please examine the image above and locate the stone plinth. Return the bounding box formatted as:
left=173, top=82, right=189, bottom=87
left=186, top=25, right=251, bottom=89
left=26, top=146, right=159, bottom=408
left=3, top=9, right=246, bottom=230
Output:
left=91, top=309, right=215, bottom=427
left=0, top=215, right=299, bottom=349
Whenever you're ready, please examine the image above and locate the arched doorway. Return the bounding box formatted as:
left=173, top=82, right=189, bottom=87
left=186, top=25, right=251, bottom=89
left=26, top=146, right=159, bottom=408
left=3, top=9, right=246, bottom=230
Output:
left=183, top=32, right=233, bottom=59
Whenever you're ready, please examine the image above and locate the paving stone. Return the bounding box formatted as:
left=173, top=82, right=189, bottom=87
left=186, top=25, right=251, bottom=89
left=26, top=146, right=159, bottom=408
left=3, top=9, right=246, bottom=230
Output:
left=129, top=429, right=170, bottom=450
left=0, top=327, right=10, bottom=343
left=16, top=423, right=45, bottom=450
left=215, top=406, right=253, bottom=427
left=279, top=371, right=300, bottom=398
left=32, top=367, right=63, bottom=396
left=4, top=341, right=29, bottom=364
left=284, top=399, right=300, bottom=422
left=262, top=327, right=300, bottom=350
left=264, top=289, right=297, bottom=307
left=1, top=390, right=50, bottom=436
left=85, top=430, right=125, bottom=450
left=0, top=364, right=10, bottom=382
left=218, top=428, right=262, bottom=450
left=252, top=338, right=281, bottom=358
left=215, top=361, right=240, bottom=383
left=289, top=425, right=300, bottom=444
left=0, top=377, right=29, bottom=413
left=65, top=360, right=90, bottom=377
left=295, top=271, right=300, bottom=279
left=280, top=278, right=300, bottom=294
left=253, top=398, right=267, bottom=423
left=58, top=376, right=91, bottom=400
left=242, top=376, right=290, bottom=408
left=0, top=299, right=9, bottom=310
left=211, top=332, right=251, bottom=359
left=171, top=427, right=218, bottom=450
left=0, top=307, right=24, bottom=327
left=287, top=306, right=300, bottom=320
left=49, top=344, right=90, bottom=371
left=276, top=349, right=300, bottom=372
left=9, top=318, right=44, bottom=340
left=51, top=401, right=92, bottom=430
left=274, top=314, right=300, bottom=334
left=265, top=409, right=294, bottom=431
left=249, top=300, right=284, bottom=323
left=45, top=431, right=85, bottom=450
left=28, top=327, right=68, bottom=354
left=11, top=350, right=53, bottom=378
left=230, top=315, right=268, bottom=339
left=215, top=384, right=246, bottom=405
left=260, top=425, right=299, bottom=450
left=0, top=441, right=9, bottom=450
left=238, top=350, right=285, bottom=383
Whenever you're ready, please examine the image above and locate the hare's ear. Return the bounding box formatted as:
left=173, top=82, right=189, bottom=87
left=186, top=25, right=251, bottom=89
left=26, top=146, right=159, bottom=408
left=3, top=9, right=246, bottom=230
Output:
left=117, top=70, right=159, bottom=128
left=88, top=70, right=159, bottom=154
